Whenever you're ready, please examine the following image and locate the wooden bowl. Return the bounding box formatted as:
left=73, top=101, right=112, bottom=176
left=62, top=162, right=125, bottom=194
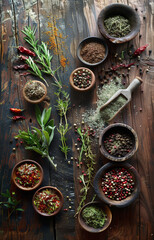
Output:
left=98, top=3, right=141, bottom=44
left=99, top=123, right=138, bottom=162
left=78, top=201, right=112, bottom=233
left=69, top=67, right=95, bottom=91
left=77, top=37, right=108, bottom=66
left=94, top=162, right=140, bottom=207
left=12, top=159, right=43, bottom=191
left=23, top=80, right=47, bottom=104
left=32, top=186, right=64, bottom=217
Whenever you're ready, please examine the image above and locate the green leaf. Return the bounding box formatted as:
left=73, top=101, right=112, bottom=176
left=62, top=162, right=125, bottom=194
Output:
left=43, top=130, right=50, bottom=145
left=32, top=127, right=42, bottom=138
left=35, top=105, right=42, bottom=126
left=46, top=119, right=54, bottom=127
left=16, top=208, right=24, bottom=212
left=41, top=108, right=46, bottom=126
left=49, top=127, right=55, bottom=145
left=25, top=146, right=44, bottom=155
left=43, top=107, right=52, bottom=126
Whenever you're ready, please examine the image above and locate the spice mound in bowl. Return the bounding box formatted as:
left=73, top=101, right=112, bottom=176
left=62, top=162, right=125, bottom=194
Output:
left=12, top=159, right=43, bottom=191
left=94, top=162, right=140, bottom=207
left=97, top=3, right=141, bottom=44
left=32, top=186, right=64, bottom=216
left=69, top=67, right=95, bottom=91
left=77, top=37, right=108, bottom=66
left=23, top=80, right=47, bottom=104
left=78, top=201, right=112, bottom=233
left=99, top=123, right=138, bottom=162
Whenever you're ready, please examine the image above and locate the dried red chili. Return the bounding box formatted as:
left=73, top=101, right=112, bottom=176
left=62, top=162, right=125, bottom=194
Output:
left=13, top=64, right=29, bottom=70
left=9, top=116, right=25, bottom=121
left=19, top=55, right=29, bottom=61
left=18, top=46, right=36, bottom=57
left=133, top=44, right=148, bottom=56
left=10, top=108, right=24, bottom=113
left=111, top=62, right=135, bottom=71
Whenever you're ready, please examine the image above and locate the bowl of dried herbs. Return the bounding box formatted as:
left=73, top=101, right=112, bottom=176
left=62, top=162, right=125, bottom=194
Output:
left=98, top=3, right=141, bottom=44
left=23, top=80, right=47, bottom=104
left=99, top=123, right=138, bottom=162
left=78, top=201, right=112, bottom=232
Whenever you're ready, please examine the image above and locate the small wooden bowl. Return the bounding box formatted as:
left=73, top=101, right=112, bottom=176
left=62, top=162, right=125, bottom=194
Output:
left=99, top=123, right=138, bottom=162
left=77, top=37, right=108, bottom=66
left=23, top=80, right=47, bottom=104
left=94, top=162, right=140, bottom=207
left=78, top=201, right=112, bottom=233
left=32, top=186, right=64, bottom=217
left=69, top=67, right=95, bottom=92
left=12, top=159, right=43, bottom=191
left=98, top=3, right=141, bottom=44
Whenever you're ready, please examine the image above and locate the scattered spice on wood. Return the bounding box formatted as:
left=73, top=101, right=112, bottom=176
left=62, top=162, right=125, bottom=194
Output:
left=15, top=163, right=41, bottom=188
left=73, top=69, right=92, bottom=89
left=82, top=205, right=106, bottom=228
left=24, top=81, right=45, bottom=100
left=101, top=167, right=135, bottom=200
left=103, top=132, right=134, bottom=157
left=80, top=42, right=106, bottom=64
left=104, top=16, right=131, bottom=38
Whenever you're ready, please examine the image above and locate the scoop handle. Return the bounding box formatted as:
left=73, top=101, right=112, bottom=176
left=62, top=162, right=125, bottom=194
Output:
left=126, top=77, right=142, bottom=94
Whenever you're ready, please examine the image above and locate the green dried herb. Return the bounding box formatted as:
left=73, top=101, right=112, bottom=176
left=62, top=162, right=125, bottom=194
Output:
left=82, top=205, right=106, bottom=228
left=104, top=15, right=131, bottom=38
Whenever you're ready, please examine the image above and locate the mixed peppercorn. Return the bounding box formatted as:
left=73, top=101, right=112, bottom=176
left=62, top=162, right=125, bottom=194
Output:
left=15, top=163, right=41, bottom=188
left=101, top=167, right=135, bottom=201
left=33, top=189, right=60, bottom=214
left=73, top=69, right=92, bottom=89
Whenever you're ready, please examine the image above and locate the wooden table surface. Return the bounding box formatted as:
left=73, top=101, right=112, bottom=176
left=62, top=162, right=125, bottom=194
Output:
left=0, top=0, right=154, bottom=239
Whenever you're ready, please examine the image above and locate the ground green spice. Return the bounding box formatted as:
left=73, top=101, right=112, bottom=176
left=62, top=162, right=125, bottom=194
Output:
left=104, top=15, right=131, bottom=38
left=82, top=77, right=124, bottom=135
left=82, top=205, right=106, bottom=228
left=101, top=95, right=127, bottom=121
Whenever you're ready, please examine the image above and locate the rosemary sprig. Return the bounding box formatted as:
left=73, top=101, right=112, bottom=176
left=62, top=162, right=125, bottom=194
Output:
left=75, top=127, right=96, bottom=216
left=15, top=105, right=57, bottom=169
left=0, top=189, right=24, bottom=218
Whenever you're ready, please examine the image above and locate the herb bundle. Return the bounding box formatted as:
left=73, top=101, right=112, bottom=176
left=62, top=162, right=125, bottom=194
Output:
left=0, top=189, right=24, bottom=218
left=15, top=105, right=57, bottom=169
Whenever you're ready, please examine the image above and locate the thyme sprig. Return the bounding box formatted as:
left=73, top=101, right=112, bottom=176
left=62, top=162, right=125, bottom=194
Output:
left=0, top=189, right=24, bottom=218
left=15, top=105, right=57, bottom=169
left=75, top=127, right=96, bottom=216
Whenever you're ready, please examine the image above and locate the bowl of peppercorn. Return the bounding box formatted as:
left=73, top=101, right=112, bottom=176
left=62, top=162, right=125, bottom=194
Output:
left=77, top=37, right=108, bottom=66
left=94, top=162, right=140, bottom=207
left=69, top=67, right=96, bottom=91
left=78, top=201, right=112, bottom=233
left=32, top=186, right=64, bottom=217
left=12, top=159, right=43, bottom=191
left=23, top=80, right=47, bottom=104
left=99, top=123, right=138, bottom=162
left=97, top=3, right=141, bottom=44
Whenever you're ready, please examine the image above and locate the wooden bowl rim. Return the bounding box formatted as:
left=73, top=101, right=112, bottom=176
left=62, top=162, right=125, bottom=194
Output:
left=99, top=123, right=139, bottom=162
left=97, top=3, right=141, bottom=44
left=11, top=159, right=43, bottom=191
left=69, top=67, right=96, bottom=91
left=23, top=80, right=47, bottom=104
left=94, top=162, right=140, bottom=207
left=77, top=36, right=108, bottom=66
left=78, top=201, right=112, bottom=232
left=32, top=186, right=64, bottom=217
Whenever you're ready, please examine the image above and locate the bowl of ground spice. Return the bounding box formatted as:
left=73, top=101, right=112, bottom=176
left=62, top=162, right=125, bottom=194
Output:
left=78, top=201, right=112, bottom=232
left=69, top=67, right=95, bottom=91
left=94, top=162, right=140, bottom=207
left=12, top=159, right=43, bottom=191
left=23, top=80, right=47, bottom=104
left=99, top=123, right=138, bottom=162
left=98, top=3, right=141, bottom=44
left=32, top=186, right=64, bottom=217
left=77, top=37, right=108, bottom=66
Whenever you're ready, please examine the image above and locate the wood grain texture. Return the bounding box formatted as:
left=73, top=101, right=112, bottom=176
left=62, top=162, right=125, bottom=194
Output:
left=0, top=0, right=154, bottom=239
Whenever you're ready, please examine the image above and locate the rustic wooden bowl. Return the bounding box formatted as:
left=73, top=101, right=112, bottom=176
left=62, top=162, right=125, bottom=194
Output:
left=98, top=3, right=141, bottom=44
left=78, top=201, right=112, bottom=233
left=77, top=37, right=108, bottom=66
left=94, top=162, right=140, bottom=207
left=99, top=123, right=138, bottom=162
left=23, top=80, right=47, bottom=104
left=12, top=159, right=43, bottom=191
left=69, top=67, right=96, bottom=92
left=32, top=186, right=64, bottom=217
